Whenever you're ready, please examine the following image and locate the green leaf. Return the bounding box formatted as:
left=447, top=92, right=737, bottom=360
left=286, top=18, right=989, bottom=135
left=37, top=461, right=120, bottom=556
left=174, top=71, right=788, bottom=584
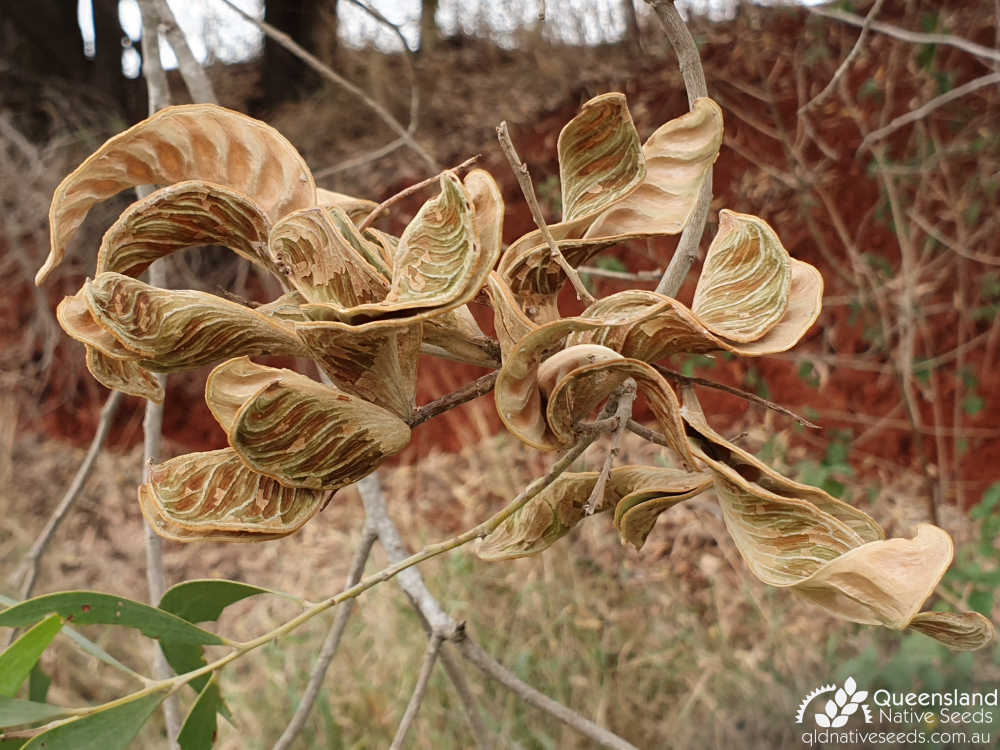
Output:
left=0, top=594, right=143, bottom=682
left=159, top=580, right=275, bottom=696
left=177, top=675, right=221, bottom=750
left=159, top=580, right=282, bottom=624
left=0, top=592, right=223, bottom=647
left=0, top=615, right=63, bottom=697
left=22, top=689, right=168, bottom=750
left=28, top=666, right=51, bottom=705
left=0, top=697, right=73, bottom=728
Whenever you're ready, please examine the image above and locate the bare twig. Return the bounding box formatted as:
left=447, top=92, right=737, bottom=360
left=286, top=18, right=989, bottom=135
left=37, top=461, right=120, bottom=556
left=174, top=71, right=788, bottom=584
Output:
left=137, top=1, right=191, bottom=742
left=577, top=265, right=663, bottom=282
left=810, top=6, right=1000, bottom=66
left=11, top=391, right=123, bottom=603
left=800, top=0, right=887, bottom=114
left=496, top=121, right=595, bottom=303
left=653, top=364, right=820, bottom=429
left=645, top=0, right=712, bottom=298
left=389, top=633, right=444, bottom=750
left=858, top=73, right=1000, bottom=152
left=359, top=154, right=483, bottom=231
left=408, top=371, right=499, bottom=428
left=356, top=476, right=489, bottom=749
left=313, top=136, right=408, bottom=178
left=217, top=0, right=440, bottom=172
left=154, top=0, right=216, bottom=104
left=359, top=469, right=636, bottom=750
left=584, top=379, right=636, bottom=514
left=454, top=631, right=639, bottom=750
left=273, top=526, right=377, bottom=750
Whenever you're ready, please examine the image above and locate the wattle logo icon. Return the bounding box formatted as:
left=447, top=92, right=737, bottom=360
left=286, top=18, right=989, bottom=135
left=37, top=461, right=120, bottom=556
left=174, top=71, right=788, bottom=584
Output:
left=796, top=676, right=873, bottom=728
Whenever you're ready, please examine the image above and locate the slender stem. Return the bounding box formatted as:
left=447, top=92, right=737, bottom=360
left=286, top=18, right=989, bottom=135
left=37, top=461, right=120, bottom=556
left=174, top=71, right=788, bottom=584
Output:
left=438, top=648, right=491, bottom=749
left=408, top=371, right=499, bottom=428
left=389, top=633, right=444, bottom=750
left=799, top=0, right=887, bottom=114
left=584, top=379, right=636, bottom=514
left=216, top=0, right=440, bottom=172
left=12, top=390, right=123, bottom=603
left=810, top=6, right=1000, bottom=66
left=359, top=154, right=482, bottom=231
left=356, top=474, right=489, bottom=748
left=653, top=364, right=819, bottom=429
left=154, top=0, right=216, bottom=104
left=496, top=121, right=595, bottom=303
left=272, top=527, right=377, bottom=750
left=577, top=266, right=662, bottom=282
left=453, top=632, right=638, bottom=750
left=858, top=73, right=1000, bottom=152
left=645, top=0, right=712, bottom=298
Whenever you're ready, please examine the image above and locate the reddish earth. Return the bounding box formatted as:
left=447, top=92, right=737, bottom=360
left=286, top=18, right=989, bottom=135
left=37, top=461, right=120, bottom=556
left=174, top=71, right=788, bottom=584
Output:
left=12, top=1, right=999, bottom=508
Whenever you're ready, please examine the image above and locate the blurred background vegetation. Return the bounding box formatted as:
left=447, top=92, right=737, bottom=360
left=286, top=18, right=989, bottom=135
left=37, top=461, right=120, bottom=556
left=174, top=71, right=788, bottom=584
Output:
left=1, top=0, right=999, bottom=747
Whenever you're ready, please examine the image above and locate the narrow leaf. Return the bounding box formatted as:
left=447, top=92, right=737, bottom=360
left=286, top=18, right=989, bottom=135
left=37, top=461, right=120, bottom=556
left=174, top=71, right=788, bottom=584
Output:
left=0, top=615, right=63, bottom=697
left=28, top=665, right=50, bottom=705
left=177, top=676, right=222, bottom=750
left=22, top=689, right=168, bottom=750
left=159, top=580, right=274, bottom=696
left=0, top=697, right=73, bottom=729
left=0, top=593, right=222, bottom=647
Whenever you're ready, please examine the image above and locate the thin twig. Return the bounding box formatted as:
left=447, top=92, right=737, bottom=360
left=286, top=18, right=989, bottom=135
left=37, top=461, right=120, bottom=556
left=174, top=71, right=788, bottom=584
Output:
left=313, top=136, right=408, bottom=178
left=810, top=6, right=1000, bottom=66
left=359, top=469, right=635, bottom=750
left=496, top=121, right=595, bottom=303
left=653, top=364, right=820, bottom=429
left=584, top=379, right=636, bottom=514
left=356, top=475, right=489, bottom=749
left=137, top=1, right=182, bottom=742
left=272, top=526, right=377, bottom=750
left=577, top=266, right=663, bottom=282
left=154, top=0, right=216, bottom=104
left=800, top=0, right=887, bottom=114
left=11, top=390, right=123, bottom=603
left=858, top=73, right=1000, bottom=152
left=408, top=371, right=499, bottom=428
left=453, top=631, right=639, bottom=750
left=645, top=0, right=712, bottom=298
left=389, top=633, right=444, bottom=750
left=359, top=154, right=483, bottom=231
left=217, top=0, right=440, bottom=172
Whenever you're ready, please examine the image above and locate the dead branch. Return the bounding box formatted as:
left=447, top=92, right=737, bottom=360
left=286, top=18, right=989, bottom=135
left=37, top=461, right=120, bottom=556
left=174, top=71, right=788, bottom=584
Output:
left=217, top=0, right=440, bottom=172
left=409, top=371, right=500, bottom=428
left=800, top=0, right=888, bottom=114
left=644, top=0, right=712, bottom=298
left=389, top=633, right=444, bottom=750
left=811, top=6, right=1000, bottom=66
left=858, top=73, right=1000, bottom=152
left=272, top=526, right=378, bottom=750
